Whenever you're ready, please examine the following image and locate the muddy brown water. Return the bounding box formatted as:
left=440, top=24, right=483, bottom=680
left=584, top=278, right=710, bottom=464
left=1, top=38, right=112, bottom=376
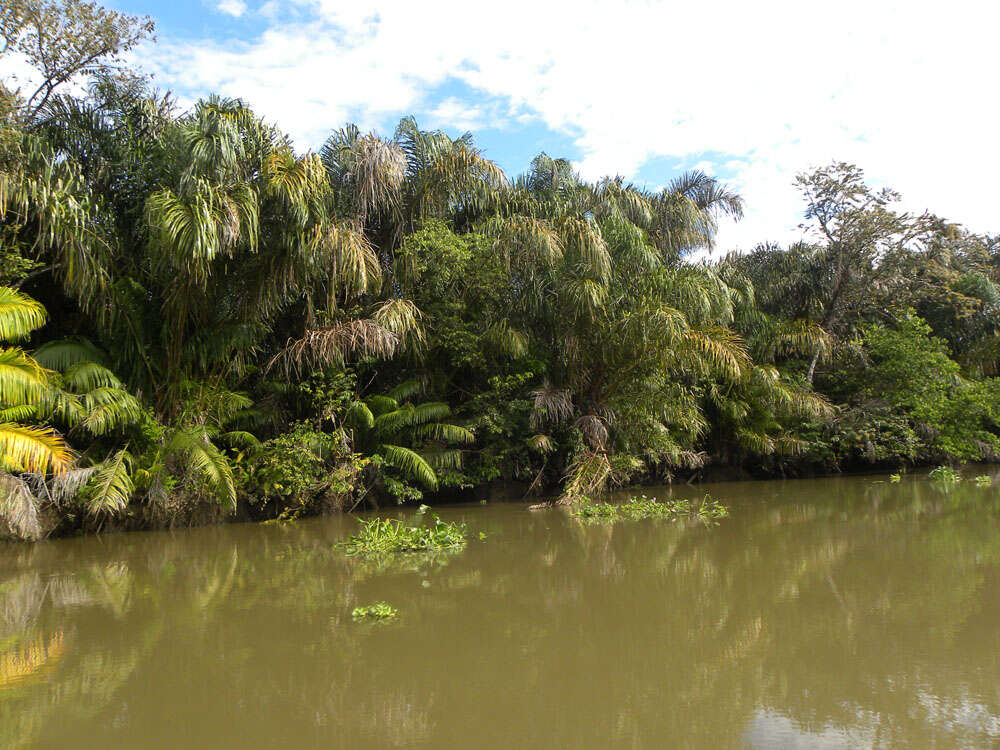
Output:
left=2, top=469, right=1000, bottom=748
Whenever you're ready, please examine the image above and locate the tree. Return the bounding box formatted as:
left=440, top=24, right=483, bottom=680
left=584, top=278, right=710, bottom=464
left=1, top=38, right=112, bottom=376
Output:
left=0, top=0, right=154, bottom=120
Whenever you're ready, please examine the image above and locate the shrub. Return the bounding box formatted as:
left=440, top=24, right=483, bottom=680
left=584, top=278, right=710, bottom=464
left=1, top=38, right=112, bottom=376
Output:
left=239, top=424, right=366, bottom=516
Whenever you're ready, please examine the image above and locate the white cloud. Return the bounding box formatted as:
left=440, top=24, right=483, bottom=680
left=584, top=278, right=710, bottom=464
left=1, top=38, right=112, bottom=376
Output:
left=217, top=0, right=248, bottom=17
left=427, top=97, right=486, bottom=132
left=134, top=0, right=1000, bottom=249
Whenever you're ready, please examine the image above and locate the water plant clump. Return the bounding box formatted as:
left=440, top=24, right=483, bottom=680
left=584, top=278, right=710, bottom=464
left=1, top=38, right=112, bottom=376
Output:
left=338, top=515, right=468, bottom=556
left=351, top=602, right=398, bottom=622
left=929, top=466, right=962, bottom=483
left=574, top=494, right=728, bottom=525
left=974, top=475, right=993, bottom=487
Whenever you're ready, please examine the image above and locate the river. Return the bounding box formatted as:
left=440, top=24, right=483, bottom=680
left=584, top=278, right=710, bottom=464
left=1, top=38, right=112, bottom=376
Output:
left=2, top=469, right=999, bottom=748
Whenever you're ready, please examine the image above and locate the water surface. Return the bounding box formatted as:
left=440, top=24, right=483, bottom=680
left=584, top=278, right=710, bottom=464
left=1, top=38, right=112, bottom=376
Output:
left=3, top=470, right=1000, bottom=748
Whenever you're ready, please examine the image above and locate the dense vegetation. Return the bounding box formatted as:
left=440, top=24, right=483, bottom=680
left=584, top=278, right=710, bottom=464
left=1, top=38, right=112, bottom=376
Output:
left=1, top=1, right=998, bottom=540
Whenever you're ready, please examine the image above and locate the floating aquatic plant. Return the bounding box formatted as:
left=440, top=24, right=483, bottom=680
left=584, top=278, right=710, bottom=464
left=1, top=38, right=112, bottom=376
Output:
left=351, top=602, right=398, bottom=622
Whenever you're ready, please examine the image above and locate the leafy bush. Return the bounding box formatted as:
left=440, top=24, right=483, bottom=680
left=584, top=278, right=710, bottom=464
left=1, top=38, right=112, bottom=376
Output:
left=239, top=424, right=366, bottom=515
left=860, top=315, right=1000, bottom=462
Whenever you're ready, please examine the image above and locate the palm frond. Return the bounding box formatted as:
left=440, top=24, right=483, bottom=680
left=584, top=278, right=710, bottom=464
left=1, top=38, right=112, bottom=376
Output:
left=83, top=449, right=134, bottom=516
left=344, top=400, right=375, bottom=429
left=0, top=474, right=41, bottom=540
left=32, top=337, right=107, bottom=370
left=0, top=423, right=71, bottom=474
left=165, top=427, right=236, bottom=509
left=271, top=319, right=398, bottom=375
left=526, top=434, right=555, bottom=454
left=415, top=422, right=475, bottom=445
left=81, top=388, right=143, bottom=435
left=0, top=287, right=47, bottom=341
left=0, top=348, right=52, bottom=405
left=380, top=444, right=437, bottom=489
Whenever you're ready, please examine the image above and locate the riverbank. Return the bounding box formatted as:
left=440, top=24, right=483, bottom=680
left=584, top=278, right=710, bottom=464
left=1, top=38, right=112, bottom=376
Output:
left=5, top=460, right=997, bottom=542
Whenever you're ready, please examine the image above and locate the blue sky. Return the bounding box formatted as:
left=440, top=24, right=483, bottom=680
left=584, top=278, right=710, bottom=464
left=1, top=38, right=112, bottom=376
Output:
left=6, top=0, right=999, bottom=250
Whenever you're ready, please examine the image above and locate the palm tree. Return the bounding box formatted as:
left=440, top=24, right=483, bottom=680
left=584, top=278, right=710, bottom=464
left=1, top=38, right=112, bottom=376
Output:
left=0, top=286, right=69, bottom=476
left=344, top=381, right=474, bottom=493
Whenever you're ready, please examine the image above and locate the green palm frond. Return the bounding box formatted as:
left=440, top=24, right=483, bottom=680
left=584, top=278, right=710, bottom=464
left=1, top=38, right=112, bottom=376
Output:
left=344, top=400, right=375, bottom=430
left=165, top=427, right=236, bottom=509
left=564, top=277, right=607, bottom=320
left=32, top=337, right=107, bottom=370
left=414, top=422, right=474, bottom=445
left=374, top=401, right=451, bottom=435
left=422, top=448, right=464, bottom=470
left=373, top=299, right=425, bottom=349
left=380, top=444, right=437, bottom=489
left=668, top=170, right=745, bottom=221
left=0, top=404, right=38, bottom=422
left=682, top=326, right=751, bottom=381
left=0, top=348, right=53, bottom=406
left=0, top=423, right=72, bottom=474
left=560, top=217, right=611, bottom=281
left=218, top=430, right=260, bottom=449
left=61, top=362, right=123, bottom=392
left=364, top=395, right=398, bottom=417
left=388, top=380, right=422, bottom=402
left=0, top=287, right=48, bottom=341
left=83, top=449, right=134, bottom=516
left=490, top=215, right=564, bottom=267
left=559, top=449, right=612, bottom=505
left=327, top=221, right=382, bottom=300
left=81, top=388, right=143, bottom=435
left=484, top=321, right=529, bottom=358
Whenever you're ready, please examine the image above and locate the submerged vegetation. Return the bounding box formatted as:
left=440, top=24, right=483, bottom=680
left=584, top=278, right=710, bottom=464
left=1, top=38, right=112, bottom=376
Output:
left=1, top=0, right=999, bottom=540
left=574, top=494, right=729, bottom=525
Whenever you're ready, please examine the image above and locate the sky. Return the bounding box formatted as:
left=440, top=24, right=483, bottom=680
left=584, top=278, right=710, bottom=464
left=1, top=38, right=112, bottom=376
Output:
left=4, top=0, right=999, bottom=251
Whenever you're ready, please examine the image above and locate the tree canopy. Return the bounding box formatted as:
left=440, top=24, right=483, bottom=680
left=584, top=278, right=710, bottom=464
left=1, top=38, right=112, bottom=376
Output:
left=1, top=0, right=998, bottom=539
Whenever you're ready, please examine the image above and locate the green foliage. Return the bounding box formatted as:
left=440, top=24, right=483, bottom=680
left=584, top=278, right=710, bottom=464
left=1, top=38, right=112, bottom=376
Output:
left=238, top=423, right=365, bottom=515
left=929, top=465, right=962, bottom=483
left=337, top=515, right=468, bottom=556
left=3, top=4, right=999, bottom=540
left=574, top=494, right=729, bottom=525
left=860, top=315, right=1000, bottom=462
left=974, top=475, right=992, bottom=487
left=351, top=602, right=398, bottom=622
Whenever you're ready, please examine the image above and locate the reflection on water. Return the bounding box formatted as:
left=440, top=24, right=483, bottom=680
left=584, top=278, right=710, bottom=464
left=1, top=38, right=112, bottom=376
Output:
left=2, top=470, right=1000, bottom=748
